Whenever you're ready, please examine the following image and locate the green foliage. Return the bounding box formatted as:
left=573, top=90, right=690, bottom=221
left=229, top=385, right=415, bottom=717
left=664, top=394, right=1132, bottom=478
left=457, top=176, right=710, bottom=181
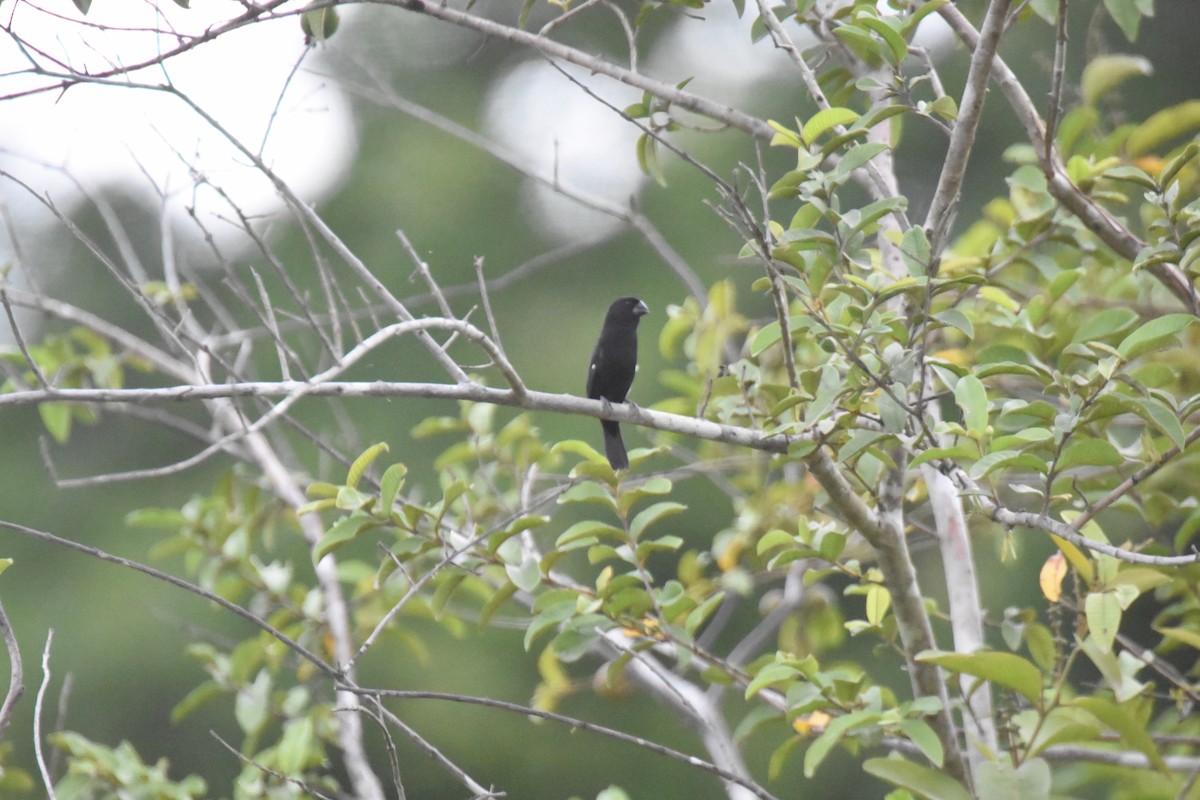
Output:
left=49, top=733, right=205, bottom=800
left=6, top=0, right=1200, bottom=797
left=1, top=325, right=148, bottom=443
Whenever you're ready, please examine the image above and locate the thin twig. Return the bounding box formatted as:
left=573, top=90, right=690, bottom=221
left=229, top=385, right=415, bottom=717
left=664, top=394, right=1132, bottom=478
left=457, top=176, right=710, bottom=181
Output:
left=393, top=0, right=774, bottom=140
left=925, top=0, right=1015, bottom=260
left=473, top=257, right=506, bottom=360
left=0, top=520, right=335, bottom=676
left=0, top=287, right=49, bottom=389
left=34, top=630, right=57, bottom=800
left=210, top=730, right=338, bottom=800
left=1044, top=0, right=1069, bottom=161
left=0, top=597, right=23, bottom=740
left=346, top=686, right=780, bottom=800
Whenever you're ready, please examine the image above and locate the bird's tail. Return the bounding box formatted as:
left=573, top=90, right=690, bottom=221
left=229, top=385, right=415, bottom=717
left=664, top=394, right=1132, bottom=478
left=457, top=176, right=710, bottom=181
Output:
left=601, top=420, right=629, bottom=471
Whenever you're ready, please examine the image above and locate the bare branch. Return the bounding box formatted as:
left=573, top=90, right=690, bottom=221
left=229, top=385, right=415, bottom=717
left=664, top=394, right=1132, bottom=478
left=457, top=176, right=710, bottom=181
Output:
left=393, top=0, right=774, bottom=141
left=982, top=504, right=1197, bottom=566
left=210, top=731, right=339, bottom=800
left=0, top=596, right=23, bottom=740
left=34, top=630, right=57, bottom=800
left=0, top=286, right=48, bottom=389
left=806, top=448, right=969, bottom=784
left=925, top=0, right=1014, bottom=259
left=0, top=520, right=335, bottom=676
left=0, top=380, right=792, bottom=453
left=346, top=686, right=780, bottom=800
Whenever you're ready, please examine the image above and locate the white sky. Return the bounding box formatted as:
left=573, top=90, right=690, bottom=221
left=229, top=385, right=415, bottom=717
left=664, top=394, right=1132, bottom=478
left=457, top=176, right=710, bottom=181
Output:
left=0, top=1, right=951, bottom=264
left=0, top=1, right=356, bottom=247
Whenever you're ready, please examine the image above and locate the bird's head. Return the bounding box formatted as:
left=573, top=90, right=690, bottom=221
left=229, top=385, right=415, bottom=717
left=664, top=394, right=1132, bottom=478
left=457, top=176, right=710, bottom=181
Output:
left=606, top=296, right=650, bottom=324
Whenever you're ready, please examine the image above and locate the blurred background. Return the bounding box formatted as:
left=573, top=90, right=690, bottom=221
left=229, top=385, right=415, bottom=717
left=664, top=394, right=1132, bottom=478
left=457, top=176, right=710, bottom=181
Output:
left=1, top=0, right=1198, bottom=796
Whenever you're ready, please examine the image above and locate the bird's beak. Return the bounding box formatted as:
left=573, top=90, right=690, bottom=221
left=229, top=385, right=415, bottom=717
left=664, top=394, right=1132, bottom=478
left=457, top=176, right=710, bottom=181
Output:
left=634, top=300, right=650, bottom=316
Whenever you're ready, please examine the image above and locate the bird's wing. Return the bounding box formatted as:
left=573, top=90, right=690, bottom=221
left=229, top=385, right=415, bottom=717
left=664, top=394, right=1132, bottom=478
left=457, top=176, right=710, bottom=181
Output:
left=586, top=344, right=603, bottom=397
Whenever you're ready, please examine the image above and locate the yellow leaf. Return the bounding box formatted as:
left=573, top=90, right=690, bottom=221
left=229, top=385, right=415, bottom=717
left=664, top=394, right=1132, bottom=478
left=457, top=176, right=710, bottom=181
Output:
left=1133, top=156, right=1165, bottom=175
left=793, top=710, right=832, bottom=736
left=717, top=536, right=744, bottom=572
left=1049, top=534, right=1096, bottom=587
left=1039, top=551, right=1067, bottom=602
left=933, top=348, right=971, bottom=366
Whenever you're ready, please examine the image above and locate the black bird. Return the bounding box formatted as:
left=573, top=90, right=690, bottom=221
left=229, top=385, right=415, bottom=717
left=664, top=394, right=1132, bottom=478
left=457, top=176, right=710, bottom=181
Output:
left=587, top=296, right=650, bottom=470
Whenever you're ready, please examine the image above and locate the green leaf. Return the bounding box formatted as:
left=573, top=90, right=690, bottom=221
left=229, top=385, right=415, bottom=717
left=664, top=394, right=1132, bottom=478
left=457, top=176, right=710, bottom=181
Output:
left=276, top=716, right=316, bottom=775
left=635, top=535, right=684, bottom=559
left=835, top=141, right=889, bottom=181
left=524, top=596, right=577, bottom=650
left=1085, top=591, right=1122, bottom=653
left=768, top=736, right=804, bottom=783
left=967, top=450, right=1048, bottom=480
left=866, top=584, right=891, bottom=625
left=917, top=650, right=1043, bottom=705
left=636, top=133, right=667, bottom=186
left=596, top=786, right=632, bottom=800
left=929, top=95, right=959, bottom=122
left=300, top=4, right=340, bottom=42
left=1116, top=313, right=1196, bottom=360
left=558, top=480, right=619, bottom=511
left=901, top=226, right=932, bottom=277
left=805, top=710, right=883, bottom=777
left=751, top=320, right=783, bottom=356
left=897, top=718, right=944, bottom=767
left=430, top=572, right=470, bottom=622
left=1081, top=54, right=1153, bottom=106
left=171, top=680, right=223, bottom=724
left=910, top=443, right=979, bottom=469
left=832, top=23, right=886, bottom=67
left=629, top=502, right=687, bottom=541
left=1159, top=140, right=1199, bottom=187
left=857, top=15, right=908, bottom=66
left=1073, top=307, right=1139, bottom=343
left=556, top=520, right=625, bottom=548
left=39, top=402, right=72, bottom=443
left=1057, top=439, right=1122, bottom=471
left=235, top=670, right=271, bottom=735
left=933, top=309, right=972, bottom=339
left=125, top=507, right=187, bottom=529
left=346, top=442, right=389, bottom=489
left=1126, top=99, right=1200, bottom=157
left=801, top=107, right=859, bottom=145
left=1128, top=395, right=1185, bottom=450
left=864, top=756, right=971, bottom=800
left=975, top=759, right=1051, bottom=800
left=767, top=119, right=803, bottom=148
left=617, top=474, right=674, bottom=515
left=1103, top=0, right=1153, bottom=41
left=1157, top=625, right=1200, bottom=650
left=900, top=0, right=949, bottom=36
left=804, top=363, right=843, bottom=426
left=685, top=592, right=726, bottom=635
left=1021, top=707, right=1102, bottom=756
left=1071, top=696, right=1168, bottom=771
left=379, top=463, right=408, bottom=514
left=335, top=486, right=373, bottom=511
left=847, top=196, right=908, bottom=240
left=312, top=512, right=374, bottom=564
left=954, top=375, right=988, bottom=436
left=479, top=581, right=519, bottom=628
left=745, top=661, right=800, bottom=700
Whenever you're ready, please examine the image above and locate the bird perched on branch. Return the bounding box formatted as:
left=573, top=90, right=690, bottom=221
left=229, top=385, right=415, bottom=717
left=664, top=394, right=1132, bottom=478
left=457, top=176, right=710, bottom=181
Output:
left=587, top=296, right=650, bottom=471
